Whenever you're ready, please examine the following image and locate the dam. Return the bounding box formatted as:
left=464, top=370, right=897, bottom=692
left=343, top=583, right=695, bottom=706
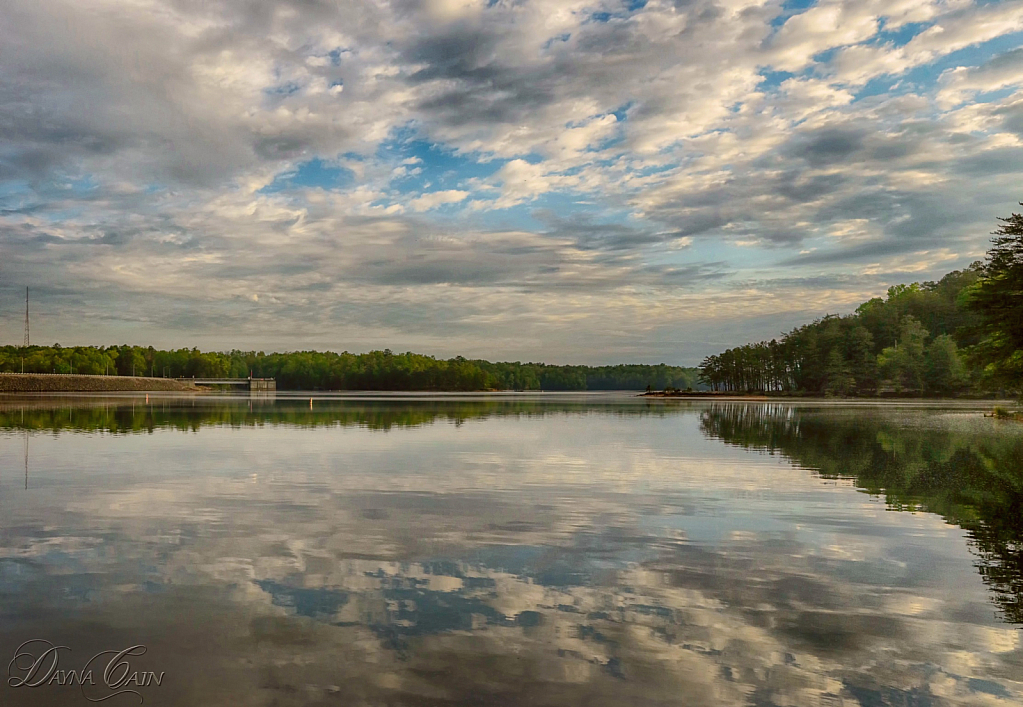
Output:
left=183, top=377, right=277, bottom=391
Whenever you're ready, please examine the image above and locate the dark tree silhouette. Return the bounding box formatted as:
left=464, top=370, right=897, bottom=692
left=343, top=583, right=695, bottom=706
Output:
left=967, top=204, right=1023, bottom=387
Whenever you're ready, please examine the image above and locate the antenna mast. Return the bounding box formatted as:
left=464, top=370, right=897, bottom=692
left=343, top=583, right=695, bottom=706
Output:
left=24, top=287, right=30, bottom=347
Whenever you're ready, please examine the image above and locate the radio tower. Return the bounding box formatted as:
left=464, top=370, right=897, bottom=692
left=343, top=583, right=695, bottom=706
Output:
left=24, top=287, right=30, bottom=347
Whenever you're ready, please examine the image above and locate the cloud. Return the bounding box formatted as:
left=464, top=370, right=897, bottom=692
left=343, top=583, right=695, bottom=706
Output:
left=938, top=47, right=1023, bottom=108
left=766, top=1, right=880, bottom=73
left=409, top=189, right=470, bottom=211
left=1, top=0, right=1023, bottom=362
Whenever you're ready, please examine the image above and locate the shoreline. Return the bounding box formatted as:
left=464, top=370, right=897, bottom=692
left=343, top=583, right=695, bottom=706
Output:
left=0, top=376, right=1014, bottom=405
left=641, top=391, right=770, bottom=400
left=640, top=391, right=1016, bottom=401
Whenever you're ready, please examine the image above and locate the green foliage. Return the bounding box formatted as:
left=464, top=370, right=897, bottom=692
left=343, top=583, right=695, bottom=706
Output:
left=699, top=257, right=991, bottom=396
left=824, top=349, right=854, bottom=396
left=966, top=205, right=1023, bottom=388
left=0, top=344, right=119, bottom=376
left=0, top=345, right=702, bottom=392
left=877, top=316, right=928, bottom=393
left=925, top=334, right=967, bottom=394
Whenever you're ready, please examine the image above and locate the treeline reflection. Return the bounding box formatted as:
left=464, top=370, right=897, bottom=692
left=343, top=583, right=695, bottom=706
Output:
left=5, top=398, right=1019, bottom=625
left=700, top=404, right=1023, bottom=624
left=0, top=398, right=680, bottom=434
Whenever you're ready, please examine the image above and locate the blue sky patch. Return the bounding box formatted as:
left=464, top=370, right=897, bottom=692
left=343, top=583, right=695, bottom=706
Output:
left=260, top=158, right=354, bottom=194
left=854, top=31, right=1023, bottom=102
left=377, top=135, right=507, bottom=195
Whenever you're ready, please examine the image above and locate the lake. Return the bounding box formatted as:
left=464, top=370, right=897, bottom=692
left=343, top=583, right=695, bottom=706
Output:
left=1, top=394, right=1020, bottom=706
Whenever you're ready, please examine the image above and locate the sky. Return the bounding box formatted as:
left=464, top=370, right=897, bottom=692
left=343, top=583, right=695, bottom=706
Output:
left=1, top=0, right=1022, bottom=365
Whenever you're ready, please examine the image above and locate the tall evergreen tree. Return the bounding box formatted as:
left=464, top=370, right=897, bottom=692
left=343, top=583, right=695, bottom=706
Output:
left=967, top=204, right=1023, bottom=388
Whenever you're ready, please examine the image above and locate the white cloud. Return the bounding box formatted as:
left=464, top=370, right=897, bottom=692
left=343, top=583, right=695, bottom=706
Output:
left=1, top=0, right=1022, bottom=361
left=767, top=1, right=880, bottom=73
left=409, top=189, right=470, bottom=211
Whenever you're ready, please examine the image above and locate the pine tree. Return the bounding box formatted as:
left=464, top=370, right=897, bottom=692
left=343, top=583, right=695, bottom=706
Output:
left=967, top=205, right=1023, bottom=389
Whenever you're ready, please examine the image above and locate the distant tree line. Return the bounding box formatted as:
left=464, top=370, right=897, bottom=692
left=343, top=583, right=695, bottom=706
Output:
left=0, top=345, right=701, bottom=392
left=699, top=205, right=1023, bottom=396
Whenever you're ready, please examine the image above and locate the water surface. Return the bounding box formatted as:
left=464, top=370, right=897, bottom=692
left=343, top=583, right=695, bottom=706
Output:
left=1, top=394, right=1021, bottom=706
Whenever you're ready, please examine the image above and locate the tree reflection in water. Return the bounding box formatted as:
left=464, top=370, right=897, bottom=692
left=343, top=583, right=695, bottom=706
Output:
left=2, top=396, right=1022, bottom=706
left=700, top=403, right=1023, bottom=624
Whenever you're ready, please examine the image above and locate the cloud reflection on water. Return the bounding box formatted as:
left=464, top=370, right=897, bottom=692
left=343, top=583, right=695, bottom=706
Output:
left=0, top=397, right=1020, bottom=706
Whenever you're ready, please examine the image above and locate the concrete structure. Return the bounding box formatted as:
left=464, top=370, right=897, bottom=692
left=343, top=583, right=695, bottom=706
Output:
left=184, top=377, right=277, bottom=391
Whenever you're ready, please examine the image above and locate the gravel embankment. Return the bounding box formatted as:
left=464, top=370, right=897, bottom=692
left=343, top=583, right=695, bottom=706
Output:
left=0, top=373, right=196, bottom=393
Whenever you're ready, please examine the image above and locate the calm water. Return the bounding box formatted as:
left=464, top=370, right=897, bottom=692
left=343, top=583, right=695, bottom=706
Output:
left=1, top=394, right=1021, bottom=706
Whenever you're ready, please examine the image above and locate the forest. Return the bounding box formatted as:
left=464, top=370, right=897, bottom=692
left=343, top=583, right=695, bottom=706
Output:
left=698, top=206, right=1023, bottom=396
left=0, top=345, right=700, bottom=392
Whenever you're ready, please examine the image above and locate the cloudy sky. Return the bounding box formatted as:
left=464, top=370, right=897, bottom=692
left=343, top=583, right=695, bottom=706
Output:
left=1, top=0, right=1022, bottom=364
